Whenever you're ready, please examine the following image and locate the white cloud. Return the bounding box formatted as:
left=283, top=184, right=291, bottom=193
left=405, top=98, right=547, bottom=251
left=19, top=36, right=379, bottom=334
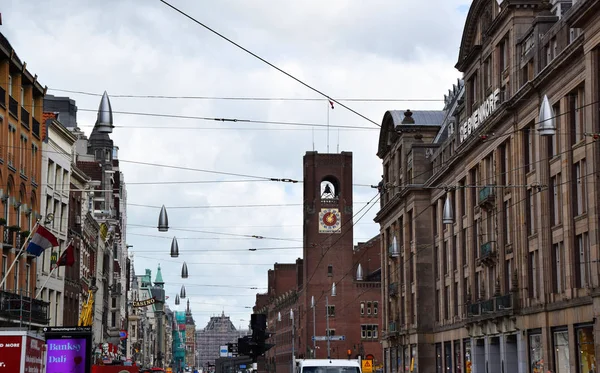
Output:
left=3, top=0, right=468, bottom=328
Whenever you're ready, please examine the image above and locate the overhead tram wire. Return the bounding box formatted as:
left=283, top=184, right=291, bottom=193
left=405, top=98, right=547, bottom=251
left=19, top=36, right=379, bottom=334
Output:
left=48, top=88, right=445, bottom=102
left=157, top=0, right=381, bottom=128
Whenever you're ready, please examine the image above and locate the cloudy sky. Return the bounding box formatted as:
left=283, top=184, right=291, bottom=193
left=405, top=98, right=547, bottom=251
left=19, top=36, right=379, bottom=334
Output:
left=3, top=0, right=470, bottom=328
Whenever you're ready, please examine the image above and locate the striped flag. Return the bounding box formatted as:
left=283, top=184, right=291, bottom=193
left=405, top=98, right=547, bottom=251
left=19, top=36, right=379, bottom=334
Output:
left=26, top=225, right=59, bottom=256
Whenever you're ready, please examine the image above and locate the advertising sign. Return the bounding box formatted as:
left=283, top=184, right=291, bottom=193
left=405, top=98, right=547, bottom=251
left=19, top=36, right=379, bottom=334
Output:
left=0, top=335, right=23, bottom=371
left=46, top=338, right=87, bottom=373
left=24, top=336, right=44, bottom=373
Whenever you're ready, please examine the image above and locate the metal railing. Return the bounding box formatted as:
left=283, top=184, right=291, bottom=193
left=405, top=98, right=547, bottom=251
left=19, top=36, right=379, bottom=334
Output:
left=21, top=107, right=30, bottom=127
left=481, top=241, right=493, bottom=258
left=8, top=96, right=18, bottom=118
left=32, top=117, right=40, bottom=137
left=0, top=289, right=50, bottom=325
left=479, top=185, right=495, bottom=203
left=466, top=293, right=514, bottom=318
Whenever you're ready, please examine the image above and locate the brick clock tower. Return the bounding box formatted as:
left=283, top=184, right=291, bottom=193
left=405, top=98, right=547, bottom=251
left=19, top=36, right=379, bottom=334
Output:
left=302, top=151, right=359, bottom=359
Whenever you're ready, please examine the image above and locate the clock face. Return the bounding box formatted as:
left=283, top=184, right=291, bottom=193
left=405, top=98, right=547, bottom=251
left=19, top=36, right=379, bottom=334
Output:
left=319, top=208, right=341, bottom=233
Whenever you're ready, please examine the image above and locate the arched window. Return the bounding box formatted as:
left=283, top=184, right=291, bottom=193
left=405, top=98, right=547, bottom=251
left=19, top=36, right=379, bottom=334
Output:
left=320, top=176, right=340, bottom=201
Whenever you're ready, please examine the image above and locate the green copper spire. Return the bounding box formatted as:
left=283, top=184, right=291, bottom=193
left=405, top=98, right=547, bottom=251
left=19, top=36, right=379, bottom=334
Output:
left=154, top=264, right=165, bottom=287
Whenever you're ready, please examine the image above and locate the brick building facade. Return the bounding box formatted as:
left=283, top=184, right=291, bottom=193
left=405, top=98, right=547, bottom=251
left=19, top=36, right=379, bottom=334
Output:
left=254, top=151, right=382, bottom=373
left=377, top=1, right=600, bottom=373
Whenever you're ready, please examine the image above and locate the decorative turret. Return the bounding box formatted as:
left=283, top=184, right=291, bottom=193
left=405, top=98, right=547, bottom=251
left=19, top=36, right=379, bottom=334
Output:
left=154, top=264, right=165, bottom=288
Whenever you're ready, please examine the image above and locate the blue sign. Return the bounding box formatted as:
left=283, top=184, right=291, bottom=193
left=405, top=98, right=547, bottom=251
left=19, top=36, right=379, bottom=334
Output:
left=240, top=365, right=247, bottom=369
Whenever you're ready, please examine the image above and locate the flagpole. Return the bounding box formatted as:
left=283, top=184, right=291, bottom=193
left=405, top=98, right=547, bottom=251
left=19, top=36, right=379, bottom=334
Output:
left=35, top=238, right=73, bottom=299
left=0, top=220, right=39, bottom=290
left=35, top=266, right=57, bottom=299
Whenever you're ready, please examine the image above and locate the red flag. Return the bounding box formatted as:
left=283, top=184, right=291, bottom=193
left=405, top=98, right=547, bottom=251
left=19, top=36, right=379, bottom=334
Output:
left=329, top=100, right=335, bottom=109
left=55, top=242, right=75, bottom=268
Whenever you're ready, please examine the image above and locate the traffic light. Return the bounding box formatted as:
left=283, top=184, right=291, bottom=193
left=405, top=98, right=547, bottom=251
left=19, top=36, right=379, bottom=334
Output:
left=238, top=314, right=275, bottom=362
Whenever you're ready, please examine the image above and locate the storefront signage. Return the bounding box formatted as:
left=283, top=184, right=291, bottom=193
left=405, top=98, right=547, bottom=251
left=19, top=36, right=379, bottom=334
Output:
left=132, top=297, right=156, bottom=308
left=459, top=88, right=501, bottom=143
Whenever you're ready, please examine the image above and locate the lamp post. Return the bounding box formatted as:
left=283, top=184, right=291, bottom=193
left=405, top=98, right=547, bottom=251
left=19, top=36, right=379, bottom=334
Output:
left=290, top=309, right=295, bottom=373
left=311, top=296, right=316, bottom=358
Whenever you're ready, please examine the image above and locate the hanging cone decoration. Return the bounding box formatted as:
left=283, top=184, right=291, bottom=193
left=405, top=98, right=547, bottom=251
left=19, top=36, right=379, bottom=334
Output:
left=442, top=194, right=454, bottom=224
left=390, top=236, right=399, bottom=258
left=158, top=205, right=169, bottom=232
left=356, top=263, right=364, bottom=281
left=181, top=262, right=189, bottom=279
left=180, top=285, right=187, bottom=299
left=175, top=294, right=180, bottom=305
left=170, top=237, right=179, bottom=258
left=331, top=282, right=337, bottom=297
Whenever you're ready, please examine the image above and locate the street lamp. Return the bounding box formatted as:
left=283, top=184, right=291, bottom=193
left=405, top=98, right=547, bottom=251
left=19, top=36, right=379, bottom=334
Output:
left=170, top=237, right=179, bottom=258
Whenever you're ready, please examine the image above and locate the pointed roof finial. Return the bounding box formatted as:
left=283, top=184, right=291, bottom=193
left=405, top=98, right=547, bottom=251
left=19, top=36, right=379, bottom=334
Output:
left=95, top=91, right=114, bottom=133
left=154, top=264, right=164, bottom=286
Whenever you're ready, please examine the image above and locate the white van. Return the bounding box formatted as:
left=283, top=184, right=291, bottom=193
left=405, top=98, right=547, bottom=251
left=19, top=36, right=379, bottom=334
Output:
left=295, top=359, right=362, bottom=373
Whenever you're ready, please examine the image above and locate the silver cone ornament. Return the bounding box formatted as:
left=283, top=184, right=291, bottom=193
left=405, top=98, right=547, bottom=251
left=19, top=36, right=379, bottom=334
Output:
left=442, top=194, right=454, bottom=224
left=180, top=285, right=187, bottom=299
left=181, top=262, right=189, bottom=279
left=158, top=205, right=169, bottom=232
left=175, top=294, right=180, bottom=305
left=170, top=237, right=179, bottom=258
left=331, top=282, right=337, bottom=297
left=538, top=95, right=556, bottom=136
left=390, top=236, right=399, bottom=258
left=95, top=91, right=114, bottom=133
left=356, top=263, right=364, bottom=281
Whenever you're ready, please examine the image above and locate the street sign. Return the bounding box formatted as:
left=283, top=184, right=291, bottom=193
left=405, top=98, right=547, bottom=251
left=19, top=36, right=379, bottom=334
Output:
left=312, top=335, right=345, bottom=341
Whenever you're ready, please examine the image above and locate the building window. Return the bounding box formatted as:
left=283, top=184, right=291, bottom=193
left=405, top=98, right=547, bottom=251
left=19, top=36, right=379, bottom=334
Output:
left=434, top=245, right=439, bottom=280
left=553, top=330, right=569, bottom=373
left=373, top=302, right=378, bottom=316
left=25, top=263, right=30, bottom=294
left=503, top=200, right=511, bottom=245
left=528, top=251, right=538, bottom=299
left=326, top=329, right=335, bottom=337
left=530, top=333, right=544, bottom=372
left=366, top=302, right=371, bottom=315
left=19, top=135, right=27, bottom=175
left=576, top=234, right=588, bottom=288
left=505, top=259, right=513, bottom=291
left=1, top=255, right=7, bottom=291
left=550, top=175, right=561, bottom=226
left=548, top=102, right=560, bottom=158
left=577, top=326, right=596, bottom=373
left=435, top=289, right=440, bottom=322
left=570, top=88, right=585, bottom=144
left=360, top=325, right=378, bottom=340
left=573, top=160, right=586, bottom=216
left=14, top=260, right=19, bottom=292
left=443, top=241, right=448, bottom=275
left=526, top=189, right=534, bottom=235
left=327, top=305, right=335, bottom=317
left=360, top=302, right=365, bottom=315
left=30, top=145, right=38, bottom=183
left=111, top=311, right=116, bottom=327
left=452, top=235, right=457, bottom=273
left=553, top=243, right=564, bottom=294
left=327, top=265, right=333, bottom=277
left=453, top=282, right=459, bottom=316
left=7, top=125, right=15, bottom=167
left=523, top=125, right=535, bottom=173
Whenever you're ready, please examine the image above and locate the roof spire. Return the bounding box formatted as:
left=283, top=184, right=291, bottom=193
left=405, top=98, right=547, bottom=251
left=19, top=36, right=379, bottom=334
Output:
left=154, top=264, right=164, bottom=287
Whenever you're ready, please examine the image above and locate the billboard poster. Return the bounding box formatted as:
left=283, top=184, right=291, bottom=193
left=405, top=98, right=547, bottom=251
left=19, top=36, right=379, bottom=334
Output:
left=0, top=335, right=23, bottom=371
left=24, top=336, right=44, bottom=373
left=46, top=338, right=87, bottom=373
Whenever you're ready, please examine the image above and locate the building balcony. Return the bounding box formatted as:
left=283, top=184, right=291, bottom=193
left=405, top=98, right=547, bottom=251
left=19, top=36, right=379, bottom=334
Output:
left=478, top=185, right=495, bottom=208
left=465, top=293, right=517, bottom=323
left=477, top=241, right=497, bottom=266
left=0, top=289, right=50, bottom=326
left=21, top=107, right=30, bottom=128
left=32, top=117, right=40, bottom=138
left=8, top=96, right=18, bottom=118
left=388, top=282, right=398, bottom=297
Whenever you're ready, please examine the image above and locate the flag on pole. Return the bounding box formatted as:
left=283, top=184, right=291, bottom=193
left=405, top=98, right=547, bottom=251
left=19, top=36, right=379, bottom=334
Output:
left=53, top=242, right=75, bottom=269
left=329, top=100, right=335, bottom=109
left=26, top=225, right=59, bottom=256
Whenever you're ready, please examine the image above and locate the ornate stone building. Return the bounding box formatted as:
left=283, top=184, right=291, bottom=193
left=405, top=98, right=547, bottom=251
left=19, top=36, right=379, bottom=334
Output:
left=377, top=1, right=600, bottom=372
